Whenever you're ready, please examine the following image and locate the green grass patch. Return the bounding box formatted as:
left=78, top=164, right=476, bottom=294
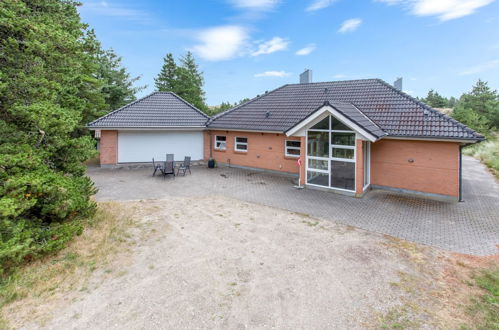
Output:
left=463, top=267, right=499, bottom=330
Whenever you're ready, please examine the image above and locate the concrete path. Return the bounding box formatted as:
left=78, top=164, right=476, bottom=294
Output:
left=87, top=156, right=499, bottom=255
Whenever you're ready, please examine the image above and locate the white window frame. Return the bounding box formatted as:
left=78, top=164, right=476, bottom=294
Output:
left=285, top=140, right=301, bottom=157
left=234, top=136, right=248, bottom=152
left=363, top=141, right=371, bottom=191
left=305, top=115, right=357, bottom=193
left=214, top=135, right=226, bottom=150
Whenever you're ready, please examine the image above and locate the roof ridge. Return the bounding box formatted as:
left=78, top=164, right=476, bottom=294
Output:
left=285, top=78, right=380, bottom=86
left=375, top=79, right=483, bottom=139
left=207, top=84, right=291, bottom=125
left=88, top=91, right=159, bottom=126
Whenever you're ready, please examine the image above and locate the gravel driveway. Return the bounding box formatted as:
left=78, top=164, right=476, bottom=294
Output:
left=16, top=196, right=445, bottom=329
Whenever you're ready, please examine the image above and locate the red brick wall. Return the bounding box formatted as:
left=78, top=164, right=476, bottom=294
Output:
left=370, top=139, right=460, bottom=197
left=100, top=130, right=118, bottom=165
left=204, top=130, right=302, bottom=174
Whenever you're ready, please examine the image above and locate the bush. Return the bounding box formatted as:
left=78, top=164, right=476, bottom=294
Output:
left=464, top=133, right=499, bottom=178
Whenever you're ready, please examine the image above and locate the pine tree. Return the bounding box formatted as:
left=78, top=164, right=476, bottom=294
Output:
left=155, top=53, right=177, bottom=92
left=0, top=0, right=107, bottom=273
left=423, top=89, right=449, bottom=108
left=179, top=51, right=207, bottom=110
left=453, top=80, right=499, bottom=131
left=96, top=47, right=145, bottom=111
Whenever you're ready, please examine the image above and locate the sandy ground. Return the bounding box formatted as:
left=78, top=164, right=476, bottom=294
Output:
left=4, top=196, right=494, bottom=329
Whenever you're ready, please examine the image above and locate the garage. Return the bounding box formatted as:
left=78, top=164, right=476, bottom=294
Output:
left=87, top=91, right=209, bottom=166
left=117, top=130, right=204, bottom=163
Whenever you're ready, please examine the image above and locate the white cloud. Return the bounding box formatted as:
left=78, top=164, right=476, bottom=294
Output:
left=338, top=18, right=362, bottom=33
left=251, top=37, right=289, bottom=56
left=192, top=26, right=249, bottom=61
left=376, top=0, right=494, bottom=21
left=228, top=0, right=280, bottom=10
left=333, top=74, right=347, bottom=79
left=460, top=59, right=499, bottom=75
left=254, top=71, right=291, bottom=77
left=295, top=44, right=316, bottom=56
left=306, top=0, right=337, bottom=11
left=80, top=1, right=151, bottom=22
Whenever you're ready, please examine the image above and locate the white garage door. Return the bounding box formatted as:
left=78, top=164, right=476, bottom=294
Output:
left=118, top=130, right=203, bottom=163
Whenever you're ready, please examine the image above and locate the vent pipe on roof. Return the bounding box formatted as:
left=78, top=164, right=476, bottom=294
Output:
left=394, top=77, right=402, bottom=91
left=300, top=69, right=312, bottom=84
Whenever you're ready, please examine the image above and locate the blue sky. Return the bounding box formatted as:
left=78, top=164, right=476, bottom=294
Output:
left=79, top=0, right=499, bottom=105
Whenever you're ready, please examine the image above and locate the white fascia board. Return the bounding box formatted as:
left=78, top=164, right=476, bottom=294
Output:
left=286, top=105, right=377, bottom=142
left=87, top=126, right=206, bottom=131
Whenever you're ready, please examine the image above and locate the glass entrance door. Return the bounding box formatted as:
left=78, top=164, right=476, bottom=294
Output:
left=330, top=133, right=355, bottom=191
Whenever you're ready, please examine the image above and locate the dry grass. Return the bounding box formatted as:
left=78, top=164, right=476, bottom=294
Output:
left=464, top=133, right=499, bottom=179
left=0, top=201, right=139, bottom=329
left=379, top=236, right=499, bottom=329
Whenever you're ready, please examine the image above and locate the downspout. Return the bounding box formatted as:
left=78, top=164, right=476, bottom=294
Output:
left=459, top=143, right=473, bottom=202
left=208, top=130, right=213, bottom=158
left=459, top=144, right=463, bottom=202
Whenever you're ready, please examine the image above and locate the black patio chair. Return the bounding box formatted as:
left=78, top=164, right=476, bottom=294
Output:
left=161, top=160, right=175, bottom=179
left=152, top=158, right=163, bottom=177
left=176, top=156, right=191, bottom=176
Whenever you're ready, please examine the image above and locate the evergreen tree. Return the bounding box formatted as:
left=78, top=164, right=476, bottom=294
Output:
left=96, top=47, right=145, bottom=111
left=155, top=53, right=177, bottom=92
left=154, top=52, right=207, bottom=111
left=457, top=80, right=499, bottom=129
left=179, top=51, right=206, bottom=110
left=452, top=103, right=490, bottom=134
left=448, top=96, right=457, bottom=108
left=0, top=0, right=105, bottom=273
left=451, top=80, right=499, bottom=134
left=422, top=89, right=449, bottom=108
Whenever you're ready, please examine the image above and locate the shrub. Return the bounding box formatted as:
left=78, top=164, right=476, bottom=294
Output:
left=464, top=133, right=499, bottom=179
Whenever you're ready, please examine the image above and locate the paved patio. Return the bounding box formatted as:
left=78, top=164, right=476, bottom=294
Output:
left=87, top=156, right=499, bottom=256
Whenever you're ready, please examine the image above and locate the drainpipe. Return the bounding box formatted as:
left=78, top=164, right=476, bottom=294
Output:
left=459, top=144, right=463, bottom=202
left=209, top=131, right=213, bottom=158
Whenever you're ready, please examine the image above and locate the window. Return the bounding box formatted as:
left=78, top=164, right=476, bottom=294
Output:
left=307, top=131, right=329, bottom=158
left=311, top=116, right=329, bottom=130
left=235, top=137, right=248, bottom=152
left=285, top=140, right=301, bottom=157
left=331, top=132, right=355, bottom=146
left=305, top=114, right=357, bottom=192
left=331, top=117, right=351, bottom=131
left=215, top=135, right=226, bottom=150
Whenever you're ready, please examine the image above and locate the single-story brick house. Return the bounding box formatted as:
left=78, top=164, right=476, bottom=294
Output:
left=88, top=76, right=484, bottom=201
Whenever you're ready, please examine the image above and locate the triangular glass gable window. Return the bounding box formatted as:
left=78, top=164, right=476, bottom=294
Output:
left=331, top=116, right=351, bottom=131
left=311, top=116, right=329, bottom=130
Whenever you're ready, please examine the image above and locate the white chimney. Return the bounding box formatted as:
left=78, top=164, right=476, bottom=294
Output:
left=394, top=77, right=402, bottom=91
left=300, top=69, right=312, bottom=84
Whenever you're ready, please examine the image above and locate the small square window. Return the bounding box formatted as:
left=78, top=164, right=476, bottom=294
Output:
left=235, top=136, right=248, bottom=152
left=215, top=135, right=226, bottom=150
left=285, top=140, right=301, bottom=157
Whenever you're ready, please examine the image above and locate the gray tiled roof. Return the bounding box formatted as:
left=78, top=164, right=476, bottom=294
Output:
left=207, top=79, right=484, bottom=141
left=324, top=101, right=386, bottom=139
left=88, top=92, right=209, bottom=128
